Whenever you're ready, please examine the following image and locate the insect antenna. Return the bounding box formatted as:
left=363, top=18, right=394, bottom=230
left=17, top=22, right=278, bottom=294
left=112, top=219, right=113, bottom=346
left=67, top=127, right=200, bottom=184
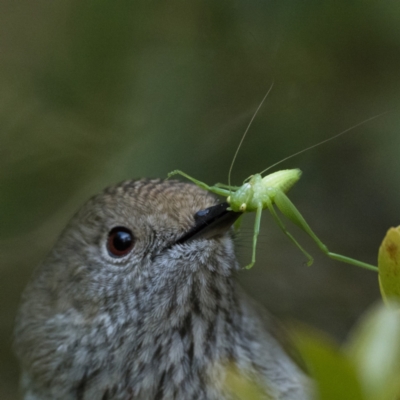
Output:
left=257, top=111, right=388, bottom=176
left=228, top=81, right=274, bottom=189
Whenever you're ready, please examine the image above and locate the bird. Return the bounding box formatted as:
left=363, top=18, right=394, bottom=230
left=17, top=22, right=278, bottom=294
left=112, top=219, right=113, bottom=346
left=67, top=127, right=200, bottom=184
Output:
left=14, top=178, right=312, bottom=400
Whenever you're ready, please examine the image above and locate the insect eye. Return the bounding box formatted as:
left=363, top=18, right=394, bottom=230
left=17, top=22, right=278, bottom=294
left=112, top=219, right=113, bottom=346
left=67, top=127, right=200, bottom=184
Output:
left=107, top=227, right=135, bottom=257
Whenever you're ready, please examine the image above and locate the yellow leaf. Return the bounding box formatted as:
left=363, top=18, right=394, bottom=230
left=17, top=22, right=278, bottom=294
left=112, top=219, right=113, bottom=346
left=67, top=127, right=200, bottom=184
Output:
left=378, top=226, right=400, bottom=301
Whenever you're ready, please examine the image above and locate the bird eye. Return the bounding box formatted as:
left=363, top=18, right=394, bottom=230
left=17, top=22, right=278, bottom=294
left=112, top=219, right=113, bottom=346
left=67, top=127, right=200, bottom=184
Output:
left=107, top=227, right=135, bottom=257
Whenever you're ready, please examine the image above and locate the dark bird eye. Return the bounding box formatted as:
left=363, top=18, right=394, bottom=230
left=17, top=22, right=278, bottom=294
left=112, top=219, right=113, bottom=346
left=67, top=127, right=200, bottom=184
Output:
left=107, top=227, right=135, bottom=257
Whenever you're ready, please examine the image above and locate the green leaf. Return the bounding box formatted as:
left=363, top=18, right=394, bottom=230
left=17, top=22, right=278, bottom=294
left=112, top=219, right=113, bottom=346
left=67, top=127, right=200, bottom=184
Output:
left=294, top=327, right=364, bottom=400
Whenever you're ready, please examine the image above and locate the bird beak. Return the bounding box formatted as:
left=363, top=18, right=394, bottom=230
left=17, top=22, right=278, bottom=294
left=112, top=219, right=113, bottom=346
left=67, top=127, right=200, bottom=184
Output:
left=177, top=202, right=242, bottom=244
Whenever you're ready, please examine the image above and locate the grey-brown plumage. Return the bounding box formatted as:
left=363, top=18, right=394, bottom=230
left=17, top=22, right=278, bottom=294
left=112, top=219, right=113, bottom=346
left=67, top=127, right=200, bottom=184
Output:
left=14, top=179, right=312, bottom=400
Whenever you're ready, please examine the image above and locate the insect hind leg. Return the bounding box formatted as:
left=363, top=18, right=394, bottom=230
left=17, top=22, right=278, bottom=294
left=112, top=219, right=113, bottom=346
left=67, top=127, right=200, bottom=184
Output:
left=265, top=197, right=314, bottom=266
left=274, top=190, right=378, bottom=271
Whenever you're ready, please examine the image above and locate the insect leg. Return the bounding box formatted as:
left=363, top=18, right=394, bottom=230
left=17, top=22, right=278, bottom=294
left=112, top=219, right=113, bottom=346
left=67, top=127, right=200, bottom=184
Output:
left=233, top=214, right=243, bottom=233
left=265, top=197, right=314, bottom=266
left=167, top=170, right=231, bottom=197
left=214, top=183, right=241, bottom=190
left=274, top=190, right=378, bottom=272
left=245, top=203, right=263, bottom=269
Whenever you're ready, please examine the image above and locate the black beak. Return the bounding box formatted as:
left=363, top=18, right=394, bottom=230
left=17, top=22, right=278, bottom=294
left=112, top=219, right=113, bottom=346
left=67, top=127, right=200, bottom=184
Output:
left=177, top=202, right=242, bottom=244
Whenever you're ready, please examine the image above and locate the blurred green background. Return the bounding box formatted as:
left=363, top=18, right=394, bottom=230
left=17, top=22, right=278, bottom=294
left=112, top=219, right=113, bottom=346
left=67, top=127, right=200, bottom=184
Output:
left=1, top=1, right=400, bottom=398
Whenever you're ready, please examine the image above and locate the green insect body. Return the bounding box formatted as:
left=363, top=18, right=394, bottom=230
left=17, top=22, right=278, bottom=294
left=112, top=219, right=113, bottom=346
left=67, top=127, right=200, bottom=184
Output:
left=168, top=168, right=378, bottom=272
left=227, top=169, right=302, bottom=213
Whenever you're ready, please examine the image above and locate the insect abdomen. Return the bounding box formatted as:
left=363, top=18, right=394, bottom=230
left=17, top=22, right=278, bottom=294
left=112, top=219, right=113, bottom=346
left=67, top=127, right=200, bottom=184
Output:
left=262, top=169, right=302, bottom=193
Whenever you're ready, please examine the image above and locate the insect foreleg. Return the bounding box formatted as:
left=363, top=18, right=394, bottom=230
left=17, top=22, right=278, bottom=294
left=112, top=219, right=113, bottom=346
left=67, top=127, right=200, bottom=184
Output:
left=214, top=183, right=241, bottom=190
left=274, top=190, right=378, bottom=272
left=167, top=170, right=231, bottom=197
left=265, top=197, right=314, bottom=266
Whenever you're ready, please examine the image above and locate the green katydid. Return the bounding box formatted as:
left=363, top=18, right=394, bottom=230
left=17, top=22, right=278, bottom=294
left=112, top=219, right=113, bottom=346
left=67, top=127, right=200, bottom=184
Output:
left=168, top=86, right=384, bottom=271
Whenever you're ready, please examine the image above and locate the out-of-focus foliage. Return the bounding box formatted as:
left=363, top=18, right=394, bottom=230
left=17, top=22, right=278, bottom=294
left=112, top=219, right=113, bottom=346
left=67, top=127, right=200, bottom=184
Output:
left=2, top=1, right=400, bottom=398
left=221, top=364, right=273, bottom=400
left=218, top=302, right=400, bottom=400
left=295, top=302, right=400, bottom=400
left=378, top=226, right=400, bottom=301
left=295, top=330, right=364, bottom=400
left=347, top=303, right=400, bottom=400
